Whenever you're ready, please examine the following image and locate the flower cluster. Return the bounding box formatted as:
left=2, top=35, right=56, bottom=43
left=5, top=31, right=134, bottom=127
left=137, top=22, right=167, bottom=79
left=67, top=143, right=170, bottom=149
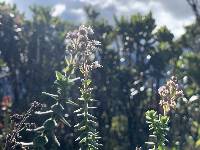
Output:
left=158, top=76, right=183, bottom=115
left=80, top=60, right=102, bottom=78
left=66, top=25, right=101, bottom=66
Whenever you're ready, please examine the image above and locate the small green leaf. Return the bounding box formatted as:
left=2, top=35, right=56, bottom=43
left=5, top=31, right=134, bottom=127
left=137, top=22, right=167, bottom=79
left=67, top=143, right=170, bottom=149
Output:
left=84, top=79, right=92, bottom=86
left=42, top=92, right=58, bottom=101
left=79, top=137, right=86, bottom=143
left=55, top=71, right=64, bottom=80
left=52, top=133, right=60, bottom=146
left=59, top=115, right=71, bottom=127
left=78, top=125, right=86, bottom=131
left=66, top=99, right=78, bottom=106
left=145, top=142, right=155, bottom=145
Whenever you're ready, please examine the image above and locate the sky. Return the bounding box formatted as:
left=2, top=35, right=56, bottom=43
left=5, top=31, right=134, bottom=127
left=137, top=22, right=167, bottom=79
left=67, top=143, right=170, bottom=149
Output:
left=3, top=0, right=195, bottom=38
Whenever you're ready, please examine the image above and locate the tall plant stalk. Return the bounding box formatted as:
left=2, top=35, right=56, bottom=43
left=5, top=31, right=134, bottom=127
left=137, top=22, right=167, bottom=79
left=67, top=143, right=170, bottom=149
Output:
left=145, top=76, right=183, bottom=150
left=65, top=25, right=102, bottom=150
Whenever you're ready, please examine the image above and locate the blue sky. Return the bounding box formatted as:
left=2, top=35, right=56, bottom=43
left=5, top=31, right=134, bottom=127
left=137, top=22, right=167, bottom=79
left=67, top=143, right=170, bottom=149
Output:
left=4, top=0, right=195, bottom=38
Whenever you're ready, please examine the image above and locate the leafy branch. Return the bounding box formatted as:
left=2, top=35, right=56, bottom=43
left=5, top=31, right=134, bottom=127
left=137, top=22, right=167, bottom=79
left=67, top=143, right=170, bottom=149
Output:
left=145, top=110, right=169, bottom=150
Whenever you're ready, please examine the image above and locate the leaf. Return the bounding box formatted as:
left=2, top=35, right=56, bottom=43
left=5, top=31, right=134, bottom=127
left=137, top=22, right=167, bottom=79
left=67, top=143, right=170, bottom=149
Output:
left=74, top=108, right=83, bottom=113
left=145, top=142, right=155, bottom=145
left=52, top=133, right=60, bottom=146
left=88, top=113, right=97, bottom=119
left=79, top=137, right=86, bottom=143
left=26, top=126, right=44, bottom=132
left=59, top=115, right=71, bottom=127
left=42, top=92, right=58, bottom=101
left=160, top=115, right=169, bottom=124
left=195, top=139, right=200, bottom=147
left=88, top=143, right=98, bottom=149
left=88, top=107, right=97, bottom=109
left=88, top=119, right=97, bottom=125
left=55, top=71, right=64, bottom=80
left=78, top=125, right=86, bottom=131
left=69, top=77, right=80, bottom=83
left=66, top=99, right=78, bottom=106
left=78, top=97, right=85, bottom=101
left=84, top=79, right=92, bottom=86
left=35, top=110, right=53, bottom=115
left=189, top=95, right=199, bottom=103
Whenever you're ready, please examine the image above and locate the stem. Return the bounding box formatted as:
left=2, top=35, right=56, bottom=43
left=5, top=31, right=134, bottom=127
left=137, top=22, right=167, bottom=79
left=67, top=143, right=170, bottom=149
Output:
left=83, top=76, right=89, bottom=149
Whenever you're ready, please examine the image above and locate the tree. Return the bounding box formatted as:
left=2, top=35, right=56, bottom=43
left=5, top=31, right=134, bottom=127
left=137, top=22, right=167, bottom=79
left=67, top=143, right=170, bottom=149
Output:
left=186, top=0, right=200, bottom=23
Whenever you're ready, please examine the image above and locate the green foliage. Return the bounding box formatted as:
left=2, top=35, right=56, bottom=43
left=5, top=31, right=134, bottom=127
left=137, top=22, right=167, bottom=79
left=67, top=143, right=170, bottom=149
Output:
left=32, top=55, right=78, bottom=148
left=33, top=135, right=48, bottom=147
left=111, top=115, right=128, bottom=136
left=75, top=78, right=101, bottom=150
left=177, top=52, right=200, bottom=86
left=145, top=110, right=169, bottom=150
left=0, top=2, right=200, bottom=150
left=65, top=25, right=103, bottom=150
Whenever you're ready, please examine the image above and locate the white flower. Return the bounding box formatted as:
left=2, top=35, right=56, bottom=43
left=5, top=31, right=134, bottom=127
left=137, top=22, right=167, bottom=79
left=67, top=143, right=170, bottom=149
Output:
left=91, top=61, right=102, bottom=69
left=87, top=26, right=94, bottom=35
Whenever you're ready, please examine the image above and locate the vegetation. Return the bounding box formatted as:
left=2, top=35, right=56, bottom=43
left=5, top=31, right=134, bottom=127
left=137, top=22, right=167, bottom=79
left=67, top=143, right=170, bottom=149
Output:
left=0, top=1, right=200, bottom=150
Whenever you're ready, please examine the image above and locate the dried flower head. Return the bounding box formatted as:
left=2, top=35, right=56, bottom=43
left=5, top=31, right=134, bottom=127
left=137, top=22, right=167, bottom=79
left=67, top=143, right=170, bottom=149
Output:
left=158, top=76, right=183, bottom=115
left=5, top=101, right=44, bottom=150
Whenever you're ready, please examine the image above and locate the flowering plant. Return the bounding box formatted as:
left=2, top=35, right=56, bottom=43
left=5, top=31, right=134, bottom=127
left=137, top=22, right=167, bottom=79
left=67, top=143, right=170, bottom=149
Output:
left=145, top=76, right=183, bottom=150
left=4, top=25, right=102, bottom=150
left=66, top=25, right=102, bottom=150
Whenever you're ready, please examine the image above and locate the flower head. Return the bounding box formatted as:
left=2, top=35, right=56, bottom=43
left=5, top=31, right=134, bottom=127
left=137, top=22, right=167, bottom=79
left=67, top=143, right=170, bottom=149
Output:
left=66, top=25, right=99, bottom=57
left=91, top=61, right=102, bottom=69
left=65, top=25, right=102, bottom=76
left=158, top=76, right=183, bottom=115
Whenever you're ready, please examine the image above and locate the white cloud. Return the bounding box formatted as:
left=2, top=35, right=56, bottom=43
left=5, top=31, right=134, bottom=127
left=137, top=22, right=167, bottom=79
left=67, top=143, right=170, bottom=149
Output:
left=94, top=0, right=195, bottom=38
left=153, top=9, right=194, bottom=38
left=4, top=0, right=196, bottom=38
left=149, top=1, right=195, bottom=38
left=113, top=1, right=150, bottom=16
left=4, top=0, right=14, bottom=3
left=52, top=4, right=66, bottom=17
left=70, top=8, right=86, bottom=22
left=79, top=0, right=113, bottom=9
left=70, top=8, right=83, bottom=15
left=79, top=0, right=101, bottom=6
